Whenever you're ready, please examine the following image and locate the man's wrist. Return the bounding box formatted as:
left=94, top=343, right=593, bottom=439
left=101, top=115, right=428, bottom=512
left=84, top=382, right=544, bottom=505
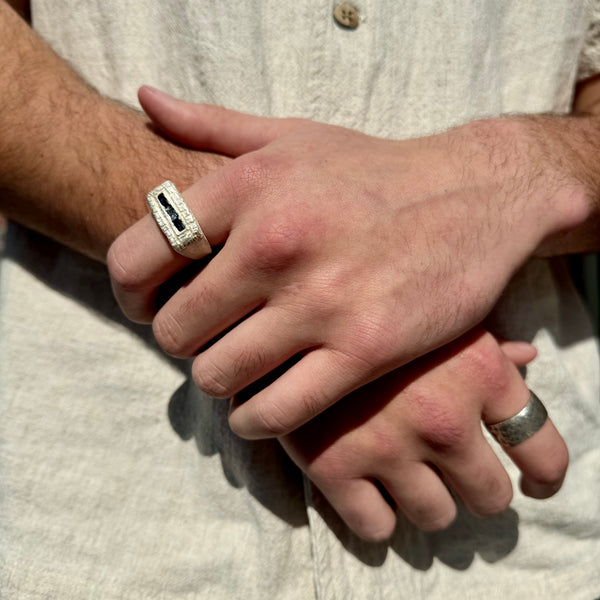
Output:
left=459, top=114, right=597, bottom=258
left=520, top=114, right=600, bottom=257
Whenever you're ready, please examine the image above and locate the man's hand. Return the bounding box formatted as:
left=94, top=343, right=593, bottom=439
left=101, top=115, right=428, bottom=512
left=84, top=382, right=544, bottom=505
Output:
left=279, top=329, right=567, bottom=541
left=109, top=87, right=595, bottom=438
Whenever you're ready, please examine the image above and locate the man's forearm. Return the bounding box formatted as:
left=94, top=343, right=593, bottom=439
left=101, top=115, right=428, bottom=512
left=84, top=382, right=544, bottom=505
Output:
left=523, top=112, right=600, bottom=257
left=529, top=74, right=600, bottom=257
left=558, top=73, right=600, bottom=255
left=0, top=1, right=224, bottom=261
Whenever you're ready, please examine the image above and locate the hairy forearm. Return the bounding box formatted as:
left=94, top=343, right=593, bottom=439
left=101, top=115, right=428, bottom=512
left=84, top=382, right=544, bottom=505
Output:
left=526, top=75, right=600, bottom=257
left=0, top=2, right=224, bottom=261
left=521, top=112, right=600, bottom=257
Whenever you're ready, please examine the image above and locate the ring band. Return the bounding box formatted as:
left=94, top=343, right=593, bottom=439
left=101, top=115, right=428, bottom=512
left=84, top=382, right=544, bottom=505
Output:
left=147, top=180, right=212, bottom=259
left=486, top=390, right=548, bottom=447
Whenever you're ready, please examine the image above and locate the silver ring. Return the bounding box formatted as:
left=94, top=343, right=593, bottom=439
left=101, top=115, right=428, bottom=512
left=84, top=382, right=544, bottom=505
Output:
left=486, top=390, right=548, bottom=447
left=147, top=180, right=212, bottom=259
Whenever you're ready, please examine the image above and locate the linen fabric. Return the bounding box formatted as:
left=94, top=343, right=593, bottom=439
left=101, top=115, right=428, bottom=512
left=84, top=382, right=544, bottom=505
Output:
left=1, top=1, right=599, bottom=598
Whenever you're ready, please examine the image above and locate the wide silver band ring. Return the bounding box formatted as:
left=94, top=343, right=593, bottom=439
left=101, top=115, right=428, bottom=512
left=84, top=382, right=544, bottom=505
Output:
left=486, top=390, right=548, bottom=447
left=147, top=180, right=212, bottom=260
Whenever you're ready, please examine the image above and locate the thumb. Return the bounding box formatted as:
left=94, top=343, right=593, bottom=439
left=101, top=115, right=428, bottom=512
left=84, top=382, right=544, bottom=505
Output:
left=138, top=85, right=297, bottom=156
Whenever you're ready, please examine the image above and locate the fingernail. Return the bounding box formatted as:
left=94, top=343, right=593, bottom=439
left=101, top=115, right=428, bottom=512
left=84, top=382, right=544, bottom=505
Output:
left=521, top=476, right=564, bottom=499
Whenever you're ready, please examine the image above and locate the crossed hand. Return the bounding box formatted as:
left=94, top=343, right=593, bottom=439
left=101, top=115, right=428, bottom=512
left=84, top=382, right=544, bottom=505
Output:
left=108, top=87, right=571, bottom=540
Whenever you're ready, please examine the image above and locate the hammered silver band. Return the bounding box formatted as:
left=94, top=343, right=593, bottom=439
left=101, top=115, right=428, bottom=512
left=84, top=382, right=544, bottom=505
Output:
left=486, top=390, right=548, bottom=447
left=147, top=180, right=211, bottom=259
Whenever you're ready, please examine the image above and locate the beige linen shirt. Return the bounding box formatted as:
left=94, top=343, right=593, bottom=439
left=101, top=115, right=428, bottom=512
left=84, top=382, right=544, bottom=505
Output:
left=1, top=1, right=600, bottom=598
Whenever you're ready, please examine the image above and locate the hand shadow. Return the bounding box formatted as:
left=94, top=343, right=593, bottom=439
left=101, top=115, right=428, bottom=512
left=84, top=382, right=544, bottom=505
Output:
left=166, top=355, right=519, bottom=570
left=168, top=374, right=309, bottom=529
left=167, top=370, right=518, bottom=574
left=4, top=226, right=579, bottom=571
left=5, top=227, right=311, bottom=529
left=306, top=480, right=519, bottom=570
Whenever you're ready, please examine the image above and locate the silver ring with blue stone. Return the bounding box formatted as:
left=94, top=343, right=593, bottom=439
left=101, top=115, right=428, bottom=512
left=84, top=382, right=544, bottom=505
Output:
left=147, top=180, right=212, bottom=259
left=486, top=390, right=548, bottom=447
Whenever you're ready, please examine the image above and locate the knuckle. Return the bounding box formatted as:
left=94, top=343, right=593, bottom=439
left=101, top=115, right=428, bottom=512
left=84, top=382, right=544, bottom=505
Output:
left=253, top=400, right=296, bottom=437
left=177, top=283, right=218, bottom=323
left=230, top=400, right=290, bottom=438
left=153, top=284, right=218, bottom=357
left=230, top=346, right=269, bottom=383
left=470, top=477, right=513, bottom=517
left=349, top=511, right=396, bottom=543
left=234, top=389, right=324, bottom=438
left=297, top=388, right=328, bottom=423
left=106, top=236, right=147, bottom=293
left=152, top=312, right=189, bottom=357
left=415, top=505, right=457, bottom=532
left=459, top=334, right=512, bottom=398
left=228, top=152, right=274, bottom=194
left=412, top=394, right=472, bottom=453
left=245, top=216, right=307, bottom=272
left=527, top=443, right=569, bottom=487
left=421, top=419, right=470, bottom=452
left=306, top=453, right=351, bottom=483
left=343, top=313, right=399, bottom=368
left=192, top=355, right=234, bottom=398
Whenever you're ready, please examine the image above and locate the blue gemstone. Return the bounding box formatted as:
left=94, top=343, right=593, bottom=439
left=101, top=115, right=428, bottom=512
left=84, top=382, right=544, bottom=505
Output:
left=157, top=193, right=187, bottom=232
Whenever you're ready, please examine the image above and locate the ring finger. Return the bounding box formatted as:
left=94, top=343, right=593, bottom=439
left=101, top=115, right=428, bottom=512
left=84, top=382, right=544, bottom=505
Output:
left=108, top=172, right=236, bottom=323
left=483, top=390, right=568, bottom=499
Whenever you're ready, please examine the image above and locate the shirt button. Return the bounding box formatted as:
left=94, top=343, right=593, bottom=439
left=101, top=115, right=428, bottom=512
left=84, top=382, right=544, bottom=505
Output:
left=333, top=3, right=360, bottom=29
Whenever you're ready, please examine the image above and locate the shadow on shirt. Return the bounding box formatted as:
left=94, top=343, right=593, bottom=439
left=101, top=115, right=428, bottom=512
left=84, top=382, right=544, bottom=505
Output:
left=6, top=225, right=586, bottom=571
